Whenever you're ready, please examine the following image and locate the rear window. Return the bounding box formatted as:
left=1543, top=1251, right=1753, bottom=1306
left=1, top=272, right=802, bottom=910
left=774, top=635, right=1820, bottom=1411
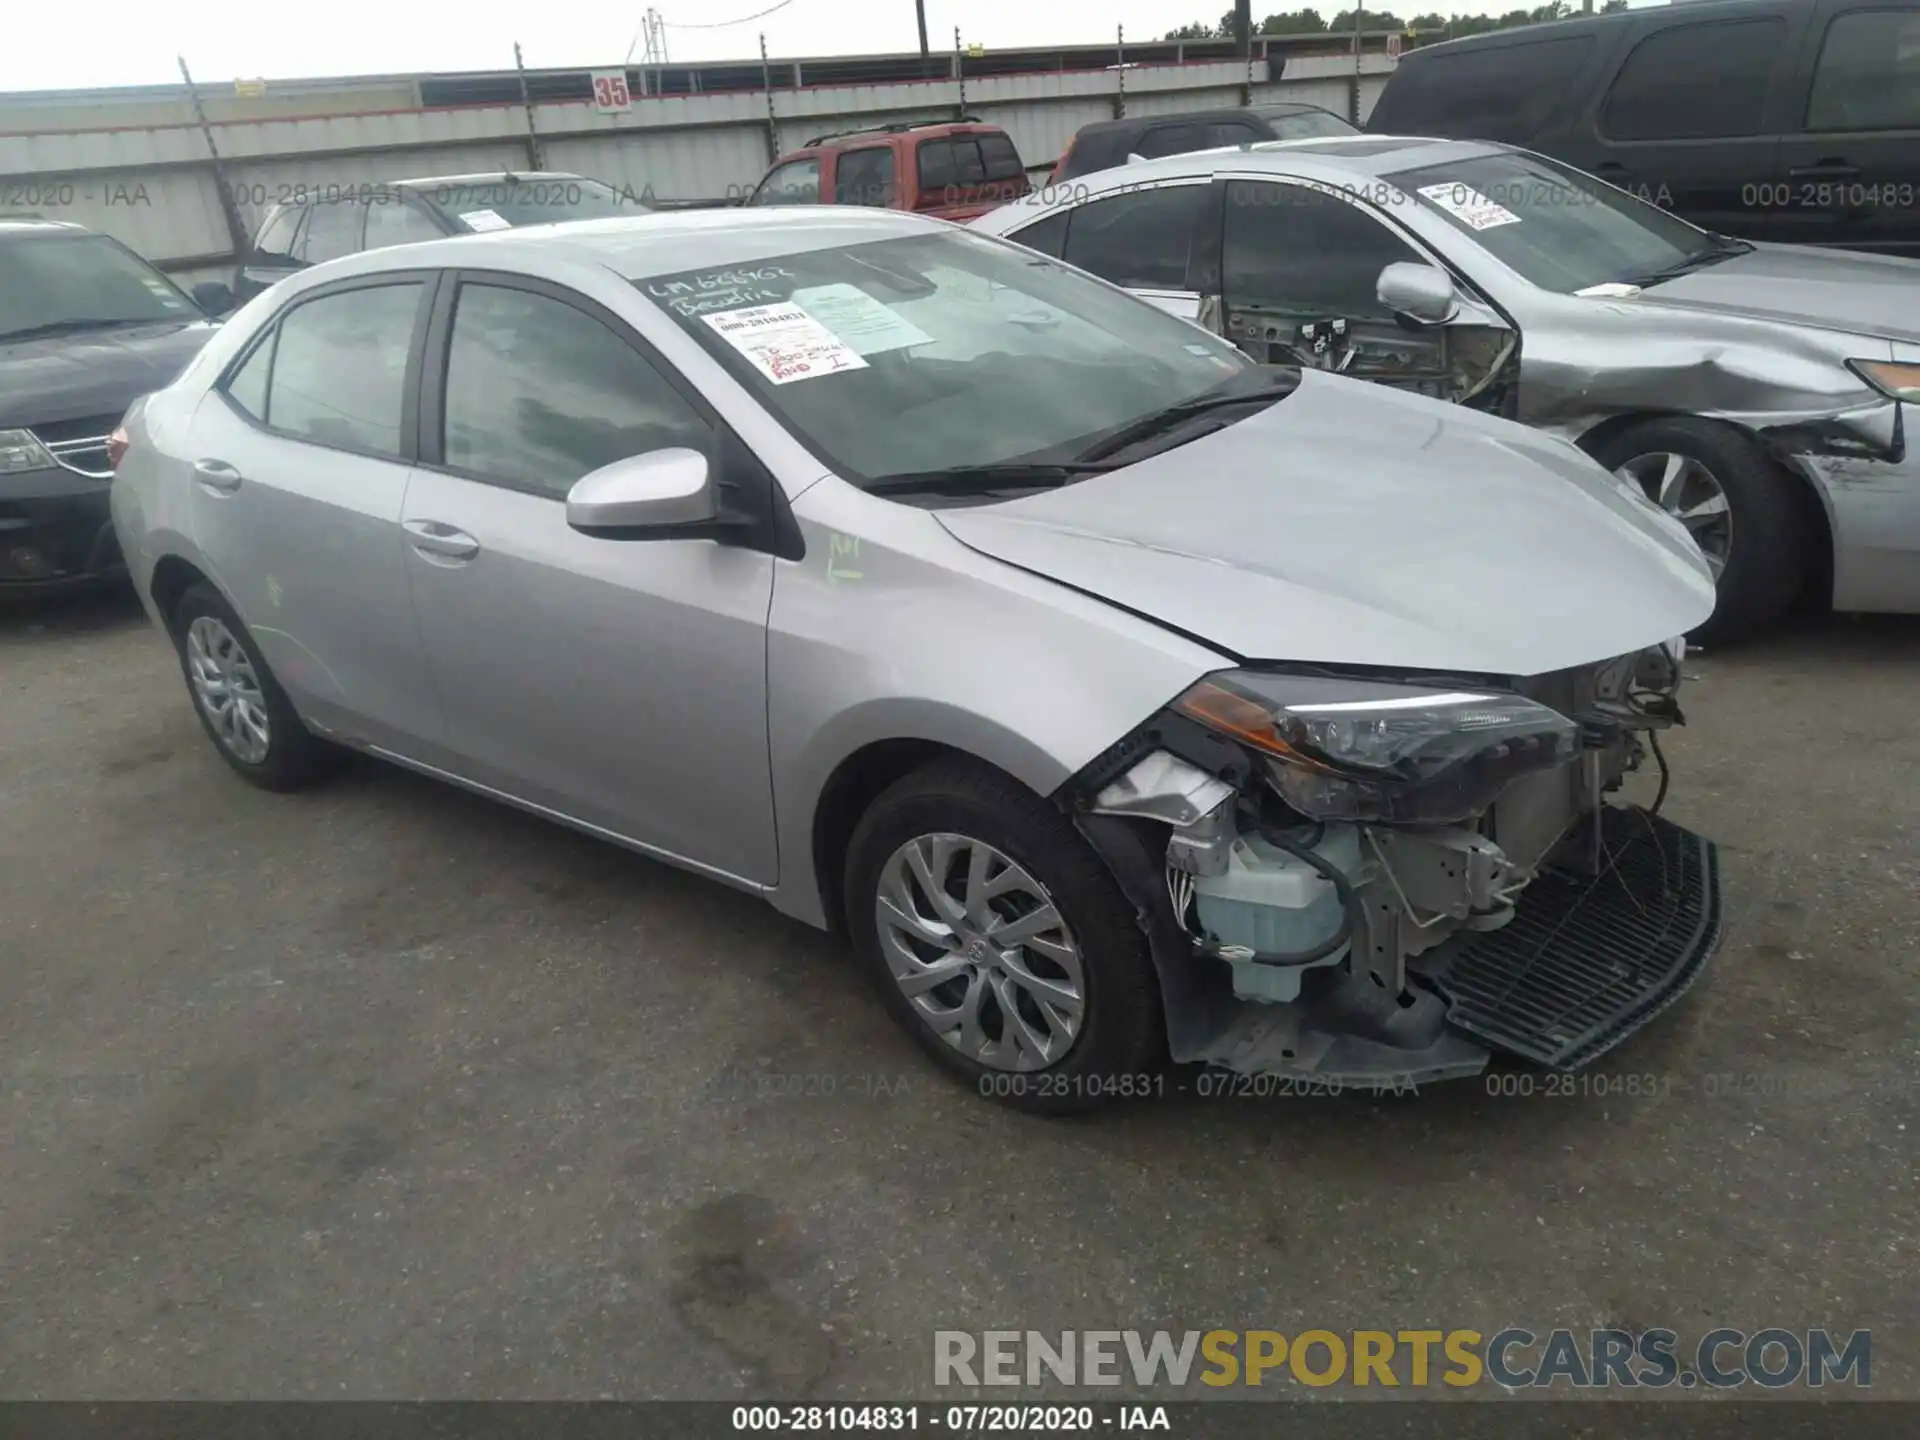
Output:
left=1600, top=18, right=1785, bottom=140
left=918, top=136, right=1023, bottom=191
left=978, top=133, right=1026, bottom=181
left=1806, top=9, right=1920, bottom=132
left=1369, top=35, right=1594, bottom=142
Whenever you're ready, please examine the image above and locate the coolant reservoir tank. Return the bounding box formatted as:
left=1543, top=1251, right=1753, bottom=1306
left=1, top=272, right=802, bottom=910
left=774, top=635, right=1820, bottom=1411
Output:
left=1192, top=826, right=1360, bottom=1002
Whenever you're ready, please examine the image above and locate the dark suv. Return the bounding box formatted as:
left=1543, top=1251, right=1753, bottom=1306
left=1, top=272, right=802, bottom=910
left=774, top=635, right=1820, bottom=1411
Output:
left=1047, top=104, right=1358, bottom=183
left=1, top=217, right=223, bottom=592
left=1368, top=0, right=1920, bottom=256
left=234, top=171, right=648, bottom=304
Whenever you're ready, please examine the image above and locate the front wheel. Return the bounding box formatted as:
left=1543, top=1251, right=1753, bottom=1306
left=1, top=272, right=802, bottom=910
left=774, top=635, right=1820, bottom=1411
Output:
left=844, top=758, right=1163, bottom=1113
left=1589, top=416, right=1812, bottom=645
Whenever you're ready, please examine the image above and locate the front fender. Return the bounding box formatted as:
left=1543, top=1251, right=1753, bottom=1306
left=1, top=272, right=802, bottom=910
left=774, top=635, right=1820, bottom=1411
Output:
left=762, top=489, right=1229, bottom=928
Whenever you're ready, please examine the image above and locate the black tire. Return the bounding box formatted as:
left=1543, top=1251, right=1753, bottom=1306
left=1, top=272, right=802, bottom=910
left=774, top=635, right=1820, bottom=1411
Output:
left=1588, top=416, right=1811, bottom=646
left=170, top=582, right=343, bottom=791
left=844, top=757, right=1163, bottom=1114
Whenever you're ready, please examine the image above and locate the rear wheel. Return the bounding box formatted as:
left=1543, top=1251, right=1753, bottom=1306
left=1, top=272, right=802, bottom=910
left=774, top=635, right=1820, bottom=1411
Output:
left=1589, top=416, right=1811, bottom=645
left=844, top=758, right=1162, bottom=1113
left=172, top=582, right=342, bottom=791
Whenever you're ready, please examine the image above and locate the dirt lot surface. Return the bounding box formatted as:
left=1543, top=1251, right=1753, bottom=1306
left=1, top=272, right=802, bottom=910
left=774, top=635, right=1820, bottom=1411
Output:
left=2, top=590, right=1914, bottom=1399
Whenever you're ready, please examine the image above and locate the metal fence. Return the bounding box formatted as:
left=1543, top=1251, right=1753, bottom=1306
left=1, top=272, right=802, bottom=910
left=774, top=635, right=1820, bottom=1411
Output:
left=0, top=36, right=1397, bottom=285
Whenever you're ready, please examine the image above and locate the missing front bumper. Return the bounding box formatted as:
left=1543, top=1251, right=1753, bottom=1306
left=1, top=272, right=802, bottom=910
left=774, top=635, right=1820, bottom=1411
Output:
left=1422, top=807, right=1724, bottom=1071
left=1086, top=805, right=1725, bottom=1089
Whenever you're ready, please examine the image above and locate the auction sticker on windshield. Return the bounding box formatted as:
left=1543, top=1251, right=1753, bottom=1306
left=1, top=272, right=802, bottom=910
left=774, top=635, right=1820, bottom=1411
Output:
left=704, top=302, right=869, bottom=384
left=1418, top=183, right=1521, bottom=231
left=459, top=209, right=511, bottom=232
left=791, top=282, right=932, bottom=355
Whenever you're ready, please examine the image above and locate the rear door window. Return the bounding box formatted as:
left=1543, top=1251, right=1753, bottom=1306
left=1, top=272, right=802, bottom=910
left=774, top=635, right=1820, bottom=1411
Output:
left=1008, top=209, right=1070, bottom=259
left=1060, top=184, right=1209, bottom=290
left=1806, top=9, right=1920, bottom=131
left=834, top=147, right=898, bottom=206
left=298, top=198, right=365, bottom=263
left=1138, top=123, right=1211, bottom=159
left=251, top=206, right=302, bottom=261
left=751, top=158, right=821, bottom=206
left=1600, top=18, right=1786, bottom=140
left=1370, top=35, right=1595, bottom=142
left=264, top=282, right=422, bottom=456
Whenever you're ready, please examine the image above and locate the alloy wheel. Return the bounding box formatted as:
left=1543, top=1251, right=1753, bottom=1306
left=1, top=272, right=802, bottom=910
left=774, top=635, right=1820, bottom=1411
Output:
left=185, top=616, right=272, bottom=765
left=1616, top=450, right=1733, bottom=578
left=874, top=832, right=1086, bottom=1072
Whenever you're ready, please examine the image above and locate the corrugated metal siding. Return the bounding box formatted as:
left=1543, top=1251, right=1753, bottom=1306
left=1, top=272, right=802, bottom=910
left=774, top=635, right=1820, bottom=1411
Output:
left=0, top=56, right=1396, bottom=268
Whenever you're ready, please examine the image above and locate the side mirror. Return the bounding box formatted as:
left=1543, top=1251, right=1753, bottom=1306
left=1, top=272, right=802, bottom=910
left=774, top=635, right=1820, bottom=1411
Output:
left=1376, top=262, right=1457, bottom=327
left=566, top=448, right=716, bottom=537
left=192, top=280, right=235, bottom=316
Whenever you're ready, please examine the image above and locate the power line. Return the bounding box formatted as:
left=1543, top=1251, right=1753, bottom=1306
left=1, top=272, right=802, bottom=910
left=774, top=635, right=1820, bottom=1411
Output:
left=660, top=0, right=800, bottom=29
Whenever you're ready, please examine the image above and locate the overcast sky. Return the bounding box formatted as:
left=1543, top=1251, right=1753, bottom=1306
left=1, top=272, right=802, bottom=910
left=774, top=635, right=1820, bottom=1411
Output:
left=2, top=0, right=1613, bottom=94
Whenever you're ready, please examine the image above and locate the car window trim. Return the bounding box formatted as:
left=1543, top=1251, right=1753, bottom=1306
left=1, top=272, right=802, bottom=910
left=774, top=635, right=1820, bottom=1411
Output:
left=211, top=271, right=439, bottom=467
left=416, top=268, right=725, bottom=499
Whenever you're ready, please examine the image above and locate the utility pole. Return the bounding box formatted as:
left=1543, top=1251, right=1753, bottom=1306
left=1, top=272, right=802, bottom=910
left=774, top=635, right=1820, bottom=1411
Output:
left=915, top=0, right=929, bottom=57
left=177, top=56, right=251, bottom=263
left=1233, top=0, right=1252, bottom=56
left=512, top=42, right=544, bottom=170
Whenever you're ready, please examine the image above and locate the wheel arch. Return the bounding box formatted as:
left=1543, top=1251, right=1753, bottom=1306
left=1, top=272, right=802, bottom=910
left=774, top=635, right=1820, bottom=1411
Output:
left=149, top=552, right=219, bottom=633
left=1574, top=408, right=1835, bottom=604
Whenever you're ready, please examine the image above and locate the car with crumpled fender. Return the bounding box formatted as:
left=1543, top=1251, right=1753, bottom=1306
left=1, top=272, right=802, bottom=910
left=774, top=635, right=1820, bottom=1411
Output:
left=110, top=208, right=1725, bottom=1109
left=972, top=136, right=1920, bottom=642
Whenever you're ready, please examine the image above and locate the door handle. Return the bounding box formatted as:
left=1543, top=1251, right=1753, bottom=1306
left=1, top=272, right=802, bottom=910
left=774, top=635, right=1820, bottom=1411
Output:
left=193, top=458, right=243, bottom=493
left=1787, top=161, right=1859, bottom=179
left=403, top=519, right=480, bottom=561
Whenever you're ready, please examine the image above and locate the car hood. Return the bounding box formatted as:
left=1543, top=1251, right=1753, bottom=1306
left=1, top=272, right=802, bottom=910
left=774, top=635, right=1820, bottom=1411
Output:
left=936, top=371, right=1716, bottom=677
left=1637, top=244, right=1920, bottom=346
left=0, top=319, right=218, bottom=430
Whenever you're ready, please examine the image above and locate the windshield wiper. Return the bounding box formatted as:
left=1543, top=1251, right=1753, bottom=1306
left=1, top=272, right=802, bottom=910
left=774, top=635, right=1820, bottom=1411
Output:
left=865, top=461, right=1115, bottom=497
left=0, top=316, right=175, bottom=342
left=1614, top=235, right=1755, bottom=290
left=1072, top=371, right=1300, bottom=464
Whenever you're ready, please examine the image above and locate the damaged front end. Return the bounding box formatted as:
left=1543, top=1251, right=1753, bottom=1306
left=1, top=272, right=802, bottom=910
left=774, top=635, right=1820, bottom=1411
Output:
left=1069, top=644, right=1725, bottom=1087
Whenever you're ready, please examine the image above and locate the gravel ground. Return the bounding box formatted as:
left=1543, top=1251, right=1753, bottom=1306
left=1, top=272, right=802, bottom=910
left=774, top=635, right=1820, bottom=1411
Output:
left=1, top=588, right=1914, bottom=1400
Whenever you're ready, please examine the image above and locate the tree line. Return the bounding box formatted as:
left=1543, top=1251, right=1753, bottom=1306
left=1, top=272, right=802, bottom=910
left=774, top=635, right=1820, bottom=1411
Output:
left=1162, top=2, right=1629, bottom=46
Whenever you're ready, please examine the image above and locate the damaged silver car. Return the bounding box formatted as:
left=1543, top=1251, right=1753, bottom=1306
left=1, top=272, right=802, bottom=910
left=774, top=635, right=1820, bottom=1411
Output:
left=111, top=209, right=1725, bottom=1110
left=972, top=137, right=1920, bottom=642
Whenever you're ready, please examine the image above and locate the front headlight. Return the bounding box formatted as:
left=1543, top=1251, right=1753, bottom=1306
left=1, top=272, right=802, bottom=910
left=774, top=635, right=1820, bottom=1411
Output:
left=1849, top=359, right=1920, bottom=403
left=0, top=429, right=59, bottom=476
left=1173, top=671, right=1579, bottom=825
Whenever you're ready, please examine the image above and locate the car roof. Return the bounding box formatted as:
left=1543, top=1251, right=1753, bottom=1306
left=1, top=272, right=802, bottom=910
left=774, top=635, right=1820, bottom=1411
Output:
left=386, top=171, right=587, bottom=188
left=313, top=205, right=940, bottom=283
left=1071, top=109, right=1273, bottom=139
left=1052, top=134, right=1514, bottom=186
left=0, top=215, right=91, bottom=236
left=1399, top=0, right=1776, bottom=57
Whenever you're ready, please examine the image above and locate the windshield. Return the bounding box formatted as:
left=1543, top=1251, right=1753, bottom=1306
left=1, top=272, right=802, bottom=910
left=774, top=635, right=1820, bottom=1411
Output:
left=1259, top=107, right=1358, bottom=140
left=0, top=233, right=198, bottom=339
left=426, top=178, right=647, bottom=230
left=643, top=230, right=1256, bottom=487
left=1387, top=151, right=1725, bottom=294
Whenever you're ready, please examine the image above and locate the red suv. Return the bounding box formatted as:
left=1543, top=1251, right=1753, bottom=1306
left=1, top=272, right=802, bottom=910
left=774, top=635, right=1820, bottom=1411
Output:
left=745, top=119, right=1031, bottom=222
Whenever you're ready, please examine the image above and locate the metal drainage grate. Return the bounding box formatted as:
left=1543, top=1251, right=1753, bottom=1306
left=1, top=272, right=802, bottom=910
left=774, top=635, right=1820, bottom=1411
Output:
left=1431, top=807, right=1725, bottom=1070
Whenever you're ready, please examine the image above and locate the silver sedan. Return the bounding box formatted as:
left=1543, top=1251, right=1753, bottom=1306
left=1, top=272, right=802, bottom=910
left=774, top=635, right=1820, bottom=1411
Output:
left=972, top=136, right=1920, bottom=642
left=111, top=209, right=1722, bottom=1107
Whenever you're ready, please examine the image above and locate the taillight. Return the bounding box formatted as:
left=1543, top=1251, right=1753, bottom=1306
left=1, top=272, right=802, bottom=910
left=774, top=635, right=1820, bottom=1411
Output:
left=107, top=425, right=129, bottom=470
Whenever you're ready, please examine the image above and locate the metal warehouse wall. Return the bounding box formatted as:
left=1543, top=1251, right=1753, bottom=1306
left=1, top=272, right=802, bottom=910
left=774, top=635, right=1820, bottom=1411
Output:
left=0, top=51, right=1393, bottom=285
